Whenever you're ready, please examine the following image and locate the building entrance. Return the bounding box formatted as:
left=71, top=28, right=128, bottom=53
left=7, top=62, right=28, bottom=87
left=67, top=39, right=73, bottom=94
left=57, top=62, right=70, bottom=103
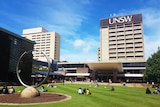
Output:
left=95, top=70, right=118, bottom=83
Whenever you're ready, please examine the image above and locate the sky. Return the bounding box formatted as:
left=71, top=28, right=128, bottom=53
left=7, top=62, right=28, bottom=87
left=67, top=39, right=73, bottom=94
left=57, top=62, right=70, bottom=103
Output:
left=0, top=0, right=160, bottom=62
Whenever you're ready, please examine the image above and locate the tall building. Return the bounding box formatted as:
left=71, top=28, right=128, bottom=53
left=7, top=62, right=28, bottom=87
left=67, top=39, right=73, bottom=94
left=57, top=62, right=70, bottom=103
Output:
left=99, top=13, right=145, bottom=62
left=22, top=27, right=60, bottom=61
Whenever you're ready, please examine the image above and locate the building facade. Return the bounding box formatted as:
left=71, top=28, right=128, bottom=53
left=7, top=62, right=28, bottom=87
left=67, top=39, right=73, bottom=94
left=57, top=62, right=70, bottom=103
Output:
left=22, top=27, right=60, bottom=61
left=54, top=14, right=146, bottom=83
left=99, top=13, right=145, bottom=61
left=96, top=13, right=146, bottom=82
left=0, top=27, right=34, bottom=83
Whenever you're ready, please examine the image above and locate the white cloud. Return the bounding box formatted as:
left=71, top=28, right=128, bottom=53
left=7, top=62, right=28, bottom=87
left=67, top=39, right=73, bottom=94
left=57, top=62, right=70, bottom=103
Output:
left=144, top=35, right=160, bottom=59
left=60, top=36, right=99, bottom=62
left=73, top=39, right=85, bottom=47
left=141, top=8, right=160, bottom=59
left=83, top=45, right=91, bottom=53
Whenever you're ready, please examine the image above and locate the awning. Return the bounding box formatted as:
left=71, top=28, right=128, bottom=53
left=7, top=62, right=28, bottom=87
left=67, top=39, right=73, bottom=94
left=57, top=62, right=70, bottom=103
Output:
left=65, top=73, right=90, bottom=76
left=86, top=62, right=122, bottom=71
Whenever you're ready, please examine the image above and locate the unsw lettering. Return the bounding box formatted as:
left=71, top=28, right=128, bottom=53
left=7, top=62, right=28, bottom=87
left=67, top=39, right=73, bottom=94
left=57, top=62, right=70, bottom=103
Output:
left=109, top=15, right=132, bottom=24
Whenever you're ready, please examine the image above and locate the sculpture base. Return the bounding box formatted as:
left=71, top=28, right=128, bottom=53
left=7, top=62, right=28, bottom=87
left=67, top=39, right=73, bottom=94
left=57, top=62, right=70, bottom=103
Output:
left=21, top=87, right=40, bottom=98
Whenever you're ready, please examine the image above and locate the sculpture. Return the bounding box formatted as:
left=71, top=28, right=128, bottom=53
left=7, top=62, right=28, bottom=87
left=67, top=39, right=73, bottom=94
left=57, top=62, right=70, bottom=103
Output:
left=16, top=50, right=51, bottom=98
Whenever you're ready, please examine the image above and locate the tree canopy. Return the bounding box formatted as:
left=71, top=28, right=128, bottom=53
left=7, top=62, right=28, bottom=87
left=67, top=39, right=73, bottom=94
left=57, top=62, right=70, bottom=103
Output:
left=144, top=48, right=160, bottom=83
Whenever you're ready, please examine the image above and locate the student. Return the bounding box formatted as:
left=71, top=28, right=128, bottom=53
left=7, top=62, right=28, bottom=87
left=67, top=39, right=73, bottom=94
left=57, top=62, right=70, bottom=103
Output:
left=2, top=85, right=9, bottom=94
left=9, top=86, right=15, bottom=94
left=145, top=88, right=151, bottom=94
left=39, top=86, right=47, bottom=92
left=111, top=86, right=115, bottom=91
left=83, top=88, right=86, bottom=94
left=86, top=88, right=91, bottom=95
left=153, top=88, right=159, bottom=94
left=78, top=88, right=82, bottom=94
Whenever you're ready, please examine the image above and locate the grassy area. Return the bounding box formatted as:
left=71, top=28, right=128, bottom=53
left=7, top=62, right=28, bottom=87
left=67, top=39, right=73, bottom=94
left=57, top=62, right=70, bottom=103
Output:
left=0, top=83, right=160, bottom=107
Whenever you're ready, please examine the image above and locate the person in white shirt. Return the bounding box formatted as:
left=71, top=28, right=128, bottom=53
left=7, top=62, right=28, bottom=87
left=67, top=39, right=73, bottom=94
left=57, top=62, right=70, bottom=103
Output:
left=78, top=88, right=82, bottom=94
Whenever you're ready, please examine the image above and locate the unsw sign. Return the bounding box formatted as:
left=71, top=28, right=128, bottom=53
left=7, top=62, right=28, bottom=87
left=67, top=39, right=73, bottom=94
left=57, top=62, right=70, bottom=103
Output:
left=100, top=14, right=142, bottom=27
left=109, top=15, right=132, bottom=24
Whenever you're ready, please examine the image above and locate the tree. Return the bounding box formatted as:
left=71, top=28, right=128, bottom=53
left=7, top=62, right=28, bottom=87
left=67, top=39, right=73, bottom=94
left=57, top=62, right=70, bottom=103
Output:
left=144, top=48, right=160, bottom=83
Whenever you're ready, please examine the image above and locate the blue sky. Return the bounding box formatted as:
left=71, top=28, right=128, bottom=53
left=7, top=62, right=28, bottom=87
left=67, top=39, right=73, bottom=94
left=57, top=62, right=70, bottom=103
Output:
left=1, top=0, right=160, bottom=62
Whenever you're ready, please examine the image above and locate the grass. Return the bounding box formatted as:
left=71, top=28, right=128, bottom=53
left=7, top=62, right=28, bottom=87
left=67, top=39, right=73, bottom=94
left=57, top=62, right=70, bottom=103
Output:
left=0, top=83, right=160, bottom=107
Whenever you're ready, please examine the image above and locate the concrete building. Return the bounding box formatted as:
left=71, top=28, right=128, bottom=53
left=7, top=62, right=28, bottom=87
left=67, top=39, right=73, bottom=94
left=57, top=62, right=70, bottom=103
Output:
left=99, top=13, right=145, bottom=61
left=22, top=27, right=60, bottom=61
left=56, top=14, right=146, bottom=83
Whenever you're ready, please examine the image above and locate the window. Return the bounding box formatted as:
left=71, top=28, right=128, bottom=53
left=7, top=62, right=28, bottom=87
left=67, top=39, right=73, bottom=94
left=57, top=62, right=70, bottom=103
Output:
left=14, top=38, right=17, bottom=45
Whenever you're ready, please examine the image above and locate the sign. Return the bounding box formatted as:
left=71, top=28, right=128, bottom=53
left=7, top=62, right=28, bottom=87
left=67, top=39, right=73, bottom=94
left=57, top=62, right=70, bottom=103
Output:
left=109, top=15, right=132, bottom=24
left=100, top=14, right=142, bottom=28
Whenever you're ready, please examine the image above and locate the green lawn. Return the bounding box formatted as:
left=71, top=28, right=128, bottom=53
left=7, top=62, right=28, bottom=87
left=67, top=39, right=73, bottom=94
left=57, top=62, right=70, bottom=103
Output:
left=0, top=83, right=160, bottom=107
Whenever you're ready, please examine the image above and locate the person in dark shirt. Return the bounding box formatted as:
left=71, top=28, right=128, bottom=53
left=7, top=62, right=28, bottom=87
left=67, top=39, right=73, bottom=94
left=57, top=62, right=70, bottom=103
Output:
left=145, top=88, right=151, bottom=94
left=2, top=85, right=9, bottom=94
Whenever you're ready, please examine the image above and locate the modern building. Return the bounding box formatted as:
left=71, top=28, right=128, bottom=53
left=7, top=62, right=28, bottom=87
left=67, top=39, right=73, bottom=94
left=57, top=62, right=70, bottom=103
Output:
left=56, top=13, right=146, bottom=83
left=0, top=27, right=35, bottom=84
left=99, top=13, right=145, bottom=61
left=22, top=27, right=60, bottom=61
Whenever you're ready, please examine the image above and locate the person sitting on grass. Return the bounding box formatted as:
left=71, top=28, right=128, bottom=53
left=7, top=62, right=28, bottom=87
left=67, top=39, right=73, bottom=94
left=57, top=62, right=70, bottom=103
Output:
left=78, top=88, right=83, bottom=94
left=82, top=88, right=86, bottom=94
left=2, top=85, right=9, bottom=94
left=145, top=88, right=151, bottom=94
left=111, top=86, right=115, bottom=91
left=39, top=86, right=47, bottom=92
left=153, top=88, right=160, bottom=94
left=86, top=88, right=91, bottom=95
left=9, top=86, right=15, bottom=94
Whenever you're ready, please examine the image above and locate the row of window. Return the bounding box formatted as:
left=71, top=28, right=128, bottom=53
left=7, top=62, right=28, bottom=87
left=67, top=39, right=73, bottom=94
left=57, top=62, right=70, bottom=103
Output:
left=109, top=23, right=141, bottom=29
left=109, top=29, right=142, bottom=34
left=32, top=33, right=51, bottom=37
left=109, top=33, right=142, bottom=38
left=109, top=50, right=143, bottom=54
left=123, top=62, right=146, bottom=67
left=109, top=56, right=144, bottom=59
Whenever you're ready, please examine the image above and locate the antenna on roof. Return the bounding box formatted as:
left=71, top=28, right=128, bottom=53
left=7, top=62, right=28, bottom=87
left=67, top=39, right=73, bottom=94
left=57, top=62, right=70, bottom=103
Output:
left=110, top=13, right=116, bottom=17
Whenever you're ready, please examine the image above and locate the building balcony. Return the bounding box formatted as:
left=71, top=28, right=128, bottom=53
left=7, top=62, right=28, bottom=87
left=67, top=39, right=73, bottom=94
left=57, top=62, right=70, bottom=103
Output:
left=109, top=33, right=116, bottom=36
left=117, top=41, right=125, bottom=44
left=117, top=28, right=124, bottom=31
left=126, top=40, right=134, bottom=43
left=109, top=37, right=117, bottom=40
left=134, top=34, right=142, bottom=38
left=117, top=32, right=124, bottom=35
left=135, top=48, right=143, bottom=51
left=109, top=45, right=117, bottom=48
left=109, top=41, right=117, bottom=44
left=117, top=49, right=125, bottom=52
left=126, top=35, right=133, bottom=39
left=125, top=27, right=133, bottom=30
left=126, top=44, right=133, bottom=47
left=126, top=53, right=134, bottom=56
left=109, top=29, right=116, bottom=32
left=135, top=43, right=143, bottom=47
left=134, top=39, right=143, bottom=42
left=109, top=50, right=117, bottom=52
left=117, top=53, right=125, bottom=56
left=117, top=45, right=125, bottom=48
left=125, top=31, right=133, bottom=34
left=134, top=30, right=142, bottom=34
left=109, top=54, right=117, bottom=57
left=135, top=53, right=144, bottom=56
left=126, top=48, right=134, bottom=52
left=117, top=36, right=125, bottom=40
left=134, top=26, right=142, bottom=29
